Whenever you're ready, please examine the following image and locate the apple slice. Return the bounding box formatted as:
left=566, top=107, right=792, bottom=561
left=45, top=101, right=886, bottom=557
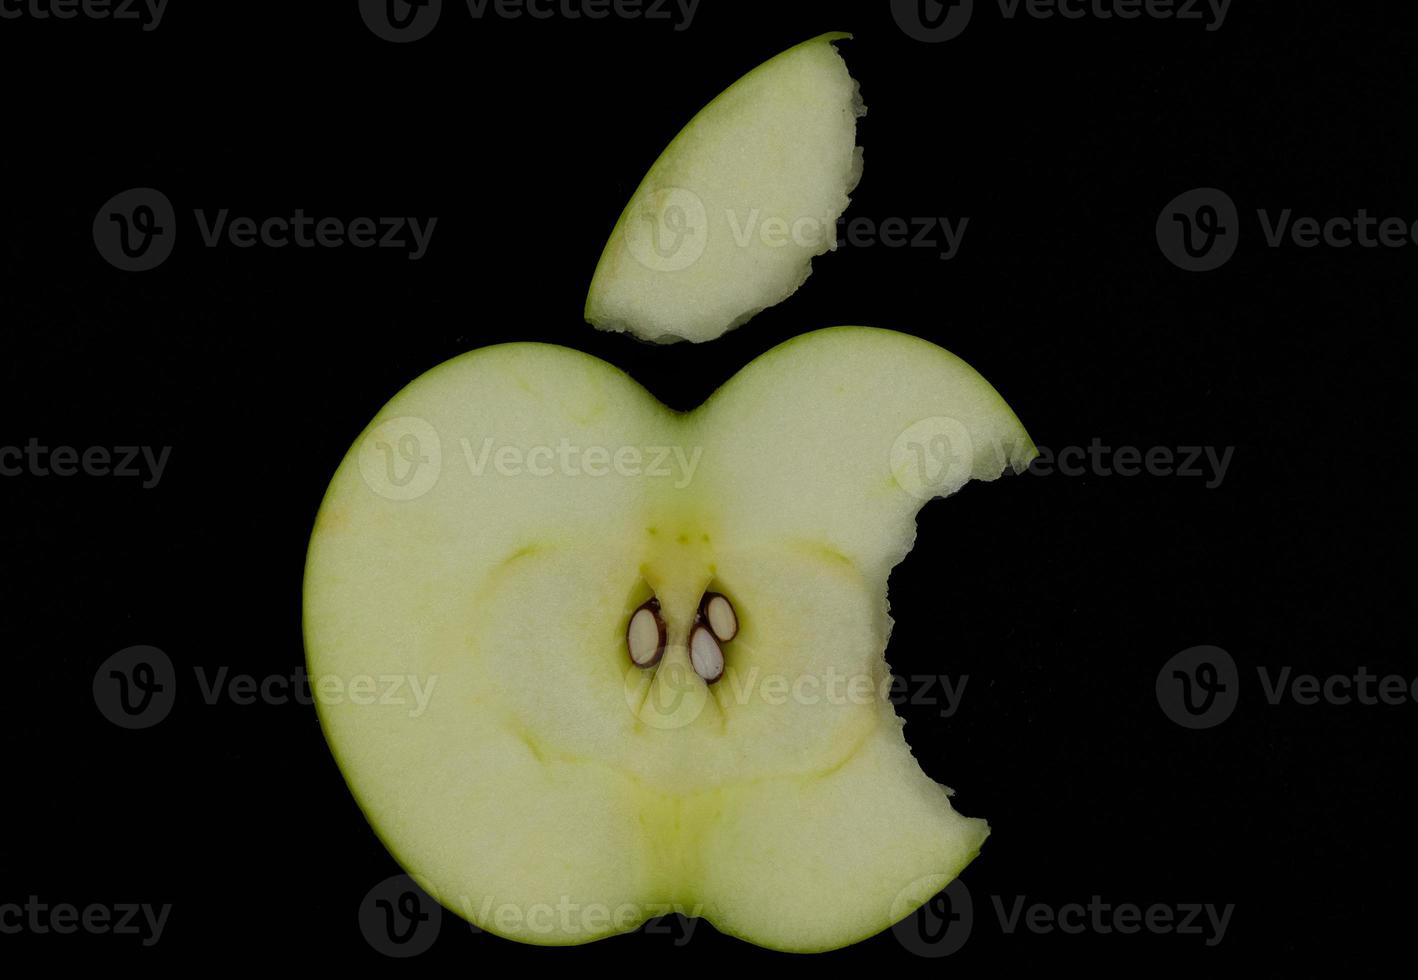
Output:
left=584, top=33, right=865, bottom=344
left=303, top=327, right=1035, bottom=951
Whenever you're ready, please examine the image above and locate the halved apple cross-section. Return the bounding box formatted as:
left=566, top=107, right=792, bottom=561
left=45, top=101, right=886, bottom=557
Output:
left=585, top=33, right=865, bottom=343
left=303, top=327, right=1035, bottom=952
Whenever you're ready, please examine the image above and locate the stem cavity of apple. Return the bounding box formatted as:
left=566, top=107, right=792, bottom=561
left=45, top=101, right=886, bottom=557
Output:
left=700, top=592, right=738, bottom=642
left=689, top=623, right=725, bottom=684
left=627, top=598, right=666, bottom=668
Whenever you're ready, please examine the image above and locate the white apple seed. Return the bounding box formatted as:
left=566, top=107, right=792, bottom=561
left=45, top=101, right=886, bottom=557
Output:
left=689, top=624, right=725, bottom=684
left=700, top=592, right=738, bottom=642
left=627, top=598, right=666, bottom=668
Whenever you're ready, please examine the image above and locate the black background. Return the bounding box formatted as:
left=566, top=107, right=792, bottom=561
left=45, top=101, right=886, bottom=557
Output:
left=1, top=0, right=1411, bottom=968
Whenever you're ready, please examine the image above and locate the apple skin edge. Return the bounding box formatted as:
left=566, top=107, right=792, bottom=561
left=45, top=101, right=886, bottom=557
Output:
left=303, top=327, right=1036, bottom=952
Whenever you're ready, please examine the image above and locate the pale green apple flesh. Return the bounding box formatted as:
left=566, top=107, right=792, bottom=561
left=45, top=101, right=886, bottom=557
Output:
left=585, top=33, right=865, bottom=343
left=304, top=327, right=1035, bottom=952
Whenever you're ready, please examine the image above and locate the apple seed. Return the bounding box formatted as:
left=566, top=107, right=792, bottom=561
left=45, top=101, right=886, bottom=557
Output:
left=700, top=592, right=738, bottom=642
left=689, top=624, right=725, bottom=684
left=627, top=598, right=666, bottom=668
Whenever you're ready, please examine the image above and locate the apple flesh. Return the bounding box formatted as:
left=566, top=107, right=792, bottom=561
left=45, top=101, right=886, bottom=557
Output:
left=585, top=33, right=865, bottom=344
left=303, top=327, right=1035, bottom=951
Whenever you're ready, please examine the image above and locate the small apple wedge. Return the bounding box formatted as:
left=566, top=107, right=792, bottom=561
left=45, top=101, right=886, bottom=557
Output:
left=585, top=33, right=865, bottom=343
left=303, top=328, right=1035, bottom=952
